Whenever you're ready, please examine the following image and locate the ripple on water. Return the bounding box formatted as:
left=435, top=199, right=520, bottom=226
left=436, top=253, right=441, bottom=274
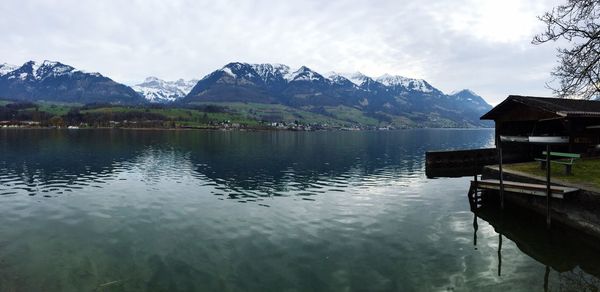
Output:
left=3, top=129, right=581, bottom=290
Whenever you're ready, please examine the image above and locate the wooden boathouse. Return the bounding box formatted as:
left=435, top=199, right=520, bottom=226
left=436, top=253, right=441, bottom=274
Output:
left=481, top=95, right=600, bottom=159
left=427, top=95, right=600, bottom=177
left=427, top=95, right=600, bottom=232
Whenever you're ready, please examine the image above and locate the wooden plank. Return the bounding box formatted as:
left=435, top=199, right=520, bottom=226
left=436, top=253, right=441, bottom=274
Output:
left=529, top=136, right=569, bottom=144
left=477, top=179, right=578, bottom=193
left=472, top=179, right=579, bottom=199
left=476, top=183, right=564, bottom=199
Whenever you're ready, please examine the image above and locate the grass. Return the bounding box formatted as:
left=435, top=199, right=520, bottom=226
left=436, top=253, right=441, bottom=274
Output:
left=190, top=102, right=354, bottom=126
left=36, top=102, right=78, bottom=116
left=72, top=102, right=460, bottom=128
left=1, top=99, right=479, bottom=129
left=0, top=100, right=79, bottom=116
left=81, top=106, right=261, bottom=126
left=190, top=102, right=408, bottom=127
left=11, top=100, right=411, bottom=128
left=506, top=158, right=600, bottom=190
left=322, top=106, right=380, bottom=126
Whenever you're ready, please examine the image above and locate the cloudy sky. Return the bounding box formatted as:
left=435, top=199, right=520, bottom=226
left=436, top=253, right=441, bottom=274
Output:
left=1, top=0, right=563, bottom=104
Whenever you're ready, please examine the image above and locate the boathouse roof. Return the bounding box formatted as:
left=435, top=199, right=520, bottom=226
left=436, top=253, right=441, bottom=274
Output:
left=481, top=95, right=600, bottom=120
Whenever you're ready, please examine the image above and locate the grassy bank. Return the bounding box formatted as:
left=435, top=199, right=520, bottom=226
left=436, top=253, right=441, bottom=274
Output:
left=506, top=158, right=600, bottom=190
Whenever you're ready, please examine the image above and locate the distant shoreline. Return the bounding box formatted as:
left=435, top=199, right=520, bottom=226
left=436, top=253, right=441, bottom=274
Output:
left=0, top=126, right=494, bottom=131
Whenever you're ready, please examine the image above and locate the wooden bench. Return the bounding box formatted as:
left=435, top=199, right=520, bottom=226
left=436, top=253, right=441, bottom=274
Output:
left=534, top=151, right=581, bottom=175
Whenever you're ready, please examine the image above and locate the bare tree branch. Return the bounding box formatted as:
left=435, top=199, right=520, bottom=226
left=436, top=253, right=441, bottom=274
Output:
left=533, top=0, right=600, bottom=99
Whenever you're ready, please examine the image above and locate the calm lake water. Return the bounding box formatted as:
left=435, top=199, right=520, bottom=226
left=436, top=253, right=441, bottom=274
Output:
left=0, top=129, right=599, bottom=291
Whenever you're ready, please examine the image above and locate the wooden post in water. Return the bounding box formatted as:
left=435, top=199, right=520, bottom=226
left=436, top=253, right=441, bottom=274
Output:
left=546, top=144, right=551, bottom=229
left=497, top=234, right=502, bottom=277
left=473, top=174, right=478, bottom=209
left=544, top=265, right=550, bottom=292
left=472, top=214, right=478, bottom=248
left=498, top=144, right=504, bottom=210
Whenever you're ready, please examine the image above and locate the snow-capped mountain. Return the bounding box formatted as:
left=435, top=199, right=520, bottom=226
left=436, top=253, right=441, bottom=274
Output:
left=332, top=72, right=370, bottom=87
left=287, top=66, right=328, bottom=83
left=327, top=72, right=438, bottom=93
left=183, top=62, right=492, bottom=126
left=250, top=63, right=291, bottom=82
left=449, top=89, right=490, bottom=111
left=375, top=74, right=438, bottom=93
left=133, top=77, right=198, bottom=103
left=0, top=63, right=18, bottom=76
left=2, top=60, right=103, bottom=81
left=0, top=60, right=143, bottom=104
left=193, top=62, right=448, bottom=96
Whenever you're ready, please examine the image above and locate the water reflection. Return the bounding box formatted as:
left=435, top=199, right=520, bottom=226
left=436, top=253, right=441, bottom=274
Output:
left=0, top=129, right=494, bottom=202
left=2, top=128, right=598, bottom=291
left=474, top=205, right=600, bottom=290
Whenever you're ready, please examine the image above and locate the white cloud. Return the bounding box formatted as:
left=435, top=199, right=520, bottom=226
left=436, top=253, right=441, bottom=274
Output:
left=430, top=0, right=549, bottom=43
left=0, top=0, right=565, bottom=104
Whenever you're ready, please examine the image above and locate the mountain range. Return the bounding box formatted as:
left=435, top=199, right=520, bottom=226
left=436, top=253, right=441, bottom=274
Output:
left=183, top=62, right=491, bottom=126
left=0, top=61, right=143, bottom=104
left=0, top=60, right=492, bottom=127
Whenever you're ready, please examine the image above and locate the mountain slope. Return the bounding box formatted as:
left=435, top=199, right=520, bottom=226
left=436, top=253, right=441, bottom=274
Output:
left=0, top=60, right=144, bottom=104
left=133, top=77, right=198, bottom=103
left=183, top=62, right=492, bottom=127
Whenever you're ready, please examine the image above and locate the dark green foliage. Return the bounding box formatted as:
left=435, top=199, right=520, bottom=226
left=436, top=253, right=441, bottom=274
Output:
left=5, top=102, right=36, bottom=110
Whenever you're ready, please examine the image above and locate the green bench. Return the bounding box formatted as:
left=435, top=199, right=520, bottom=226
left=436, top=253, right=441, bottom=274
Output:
left=534, top=151, right=581, bottom=175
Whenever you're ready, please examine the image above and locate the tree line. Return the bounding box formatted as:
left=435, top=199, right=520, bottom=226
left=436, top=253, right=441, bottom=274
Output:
left=0, top=102, right=231, bottom=128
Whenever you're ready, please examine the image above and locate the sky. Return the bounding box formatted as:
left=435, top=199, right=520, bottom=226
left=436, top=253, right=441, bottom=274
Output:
left=0, top=0, right=564, bottom=105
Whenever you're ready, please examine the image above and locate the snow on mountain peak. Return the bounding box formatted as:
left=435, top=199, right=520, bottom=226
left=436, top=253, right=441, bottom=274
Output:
left=449, top=89, right=488, bottom=105
left=25, top=61, right=41, bottom=79
left=250, top=63, right=291, bottom=82
left=134, top=77, right=198, bottom=103
left=144, top=76, right=161, bottom=83
left=215, top=62, right=298, bottom=82
left=327, top=71, right=435, bottom=93
left=40, top=61, right=75, bottom=76
left=220, top=62, right=256, bottom=78
left=221, top=67, right=236, bottom=78
left=326, top=72, right=347, bottom=81
left=199, top=63, right=483, bottom=98
left=451, top=89, right=477, bottom=96
left=333, top=72, right=369, bottom=86
left=0, top=63, right=17, bottom=76
left=41, top=60, right=59, bottom=67
left=287, top=66, right=326, bottom=82
left=8, top=60, right=79, bottom=80
left=376, top=74, right=433, bottom=93
left=325, top=72, right=360, bottom=87
left=376, top=73, right=403, bottom=85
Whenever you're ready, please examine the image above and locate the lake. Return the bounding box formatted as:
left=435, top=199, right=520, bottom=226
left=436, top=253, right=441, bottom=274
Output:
left=0, top=129, right=599, bottom=291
